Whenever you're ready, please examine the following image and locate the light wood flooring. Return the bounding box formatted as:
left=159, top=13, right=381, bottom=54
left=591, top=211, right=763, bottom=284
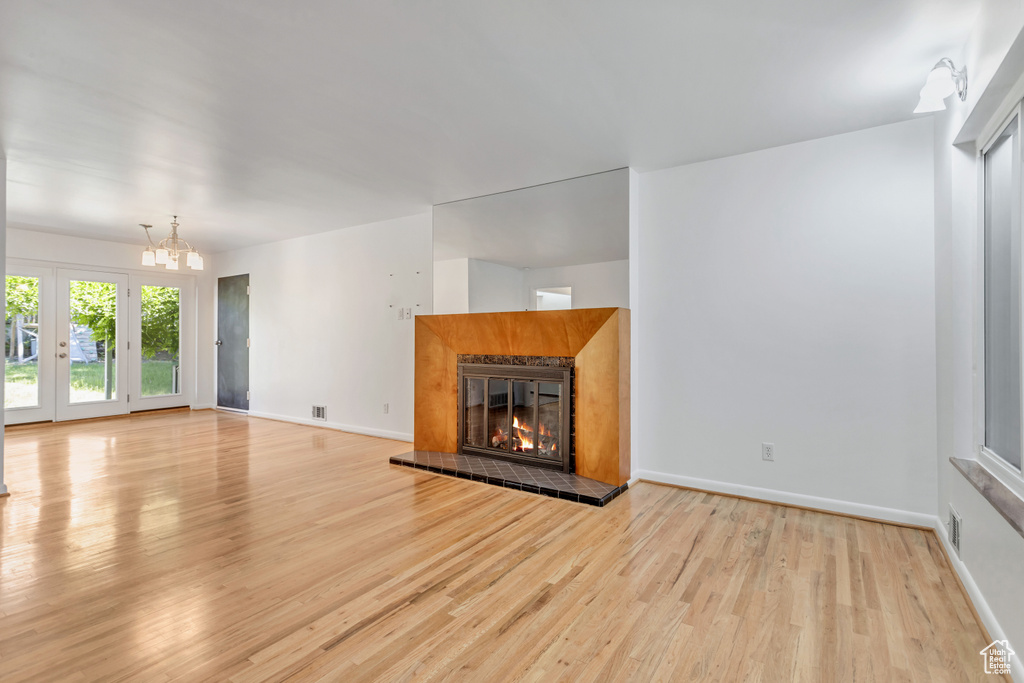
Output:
left=0, top=410, right=1001, bottom=681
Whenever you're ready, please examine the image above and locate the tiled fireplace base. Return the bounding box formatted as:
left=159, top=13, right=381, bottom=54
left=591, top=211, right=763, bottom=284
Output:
left=389, top=451, right=628, bottom=507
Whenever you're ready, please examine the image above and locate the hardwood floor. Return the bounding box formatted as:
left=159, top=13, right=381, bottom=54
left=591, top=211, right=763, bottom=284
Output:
left=0, top=410, right=1001, bottom=681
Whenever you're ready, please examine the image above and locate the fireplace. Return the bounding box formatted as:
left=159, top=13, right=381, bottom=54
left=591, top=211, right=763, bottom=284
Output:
left=457, top=357, right=573, bottom=472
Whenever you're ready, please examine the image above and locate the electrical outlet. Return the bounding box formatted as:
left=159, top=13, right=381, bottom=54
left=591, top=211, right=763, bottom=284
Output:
left=383, top=403, right=389, bottom=414
left=762, top=442, right=774, bottom=462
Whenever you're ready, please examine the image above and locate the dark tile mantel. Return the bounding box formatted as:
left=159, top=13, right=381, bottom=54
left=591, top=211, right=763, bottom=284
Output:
left=390, top=450, right=627, bottom=507
left=950, top=457, right=1024, bottom=540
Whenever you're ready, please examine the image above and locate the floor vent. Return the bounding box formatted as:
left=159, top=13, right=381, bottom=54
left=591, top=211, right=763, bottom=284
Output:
left=312, top=405, right=327, bottom=421
left=948, top=505, right=962, bottom=558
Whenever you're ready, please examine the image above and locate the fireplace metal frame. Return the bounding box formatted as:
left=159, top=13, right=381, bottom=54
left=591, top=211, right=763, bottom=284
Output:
left=457, top=362, right=572, bottom=472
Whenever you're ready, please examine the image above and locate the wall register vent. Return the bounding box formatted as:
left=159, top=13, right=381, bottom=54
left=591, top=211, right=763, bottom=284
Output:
left=948, top=505, right=962, bottom=558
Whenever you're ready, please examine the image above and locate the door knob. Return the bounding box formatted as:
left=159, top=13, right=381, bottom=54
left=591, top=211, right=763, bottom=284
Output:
left=215, top=340, right=223, bottom=346
left=59, top=341, right=67, bottom=348
left=58, top=353, right=67, bottom=359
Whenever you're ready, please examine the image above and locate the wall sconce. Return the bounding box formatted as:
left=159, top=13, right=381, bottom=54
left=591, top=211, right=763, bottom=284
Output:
left=914, top=58, right=968, bottom=113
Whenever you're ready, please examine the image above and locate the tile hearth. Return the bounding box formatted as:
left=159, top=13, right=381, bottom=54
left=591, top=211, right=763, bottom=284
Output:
left=389, top=451, right=627, bottom=506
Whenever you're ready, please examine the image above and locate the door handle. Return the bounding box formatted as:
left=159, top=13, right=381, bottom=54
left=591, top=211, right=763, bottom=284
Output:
left=58, top=352, right=67, bottom=359
left=59, top=341, right=67, bottom=348
left=215, top=340, right=223, bottom=346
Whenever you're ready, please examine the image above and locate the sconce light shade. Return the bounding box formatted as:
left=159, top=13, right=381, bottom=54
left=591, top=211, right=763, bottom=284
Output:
left=914, top=93, right=947, bottom=114
left=186, top=250, right=202, bottom=269
left=913, top=58, right=967, bottom=113
left=142, top=247, right=156, bottom=267
left=921, top=65, right=956, bottom=99
left=155, top=247, right=170, bottom=264
left=165, top=255, right=179, bottom=271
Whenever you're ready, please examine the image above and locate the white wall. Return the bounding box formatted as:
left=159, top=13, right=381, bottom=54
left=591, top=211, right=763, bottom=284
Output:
left=635, top=118, right=938, bottom=523
left=524, top=260, right=629, bottom=310
left=965, top=0, right=1024, bottom=113
left=0, top=157, right=7, bottom=495
left=467, top=259, right=525, bottom=312
left=214, top=213, right=431, bottom=441
left=5, top=227, right=217, bottom=408
left=933, top=7, right=1024, bottom=676
left=433, top=258, right=469, bottom=314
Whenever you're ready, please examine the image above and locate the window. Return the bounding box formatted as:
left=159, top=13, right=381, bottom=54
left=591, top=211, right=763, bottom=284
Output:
left=983, top=114, right=1023, bottom=472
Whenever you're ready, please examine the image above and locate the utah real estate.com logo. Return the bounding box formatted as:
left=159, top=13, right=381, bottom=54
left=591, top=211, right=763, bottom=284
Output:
left=980, top=640, right=1014, bottom=676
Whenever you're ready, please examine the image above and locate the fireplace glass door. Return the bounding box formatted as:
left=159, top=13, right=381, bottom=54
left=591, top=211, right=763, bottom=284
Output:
left=458, top=364, right=571, bottom=471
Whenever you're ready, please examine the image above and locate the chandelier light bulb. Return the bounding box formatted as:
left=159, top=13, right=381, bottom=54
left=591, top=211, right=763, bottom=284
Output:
left=140, top=216, right=202, bottom=272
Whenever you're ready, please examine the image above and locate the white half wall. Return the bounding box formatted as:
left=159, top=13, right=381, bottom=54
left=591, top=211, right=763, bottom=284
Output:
left=636, top=118, right=938, bottom=519
left=213, top=213, right=432, bottom=441
left=524, top=259, right=629, bottom=310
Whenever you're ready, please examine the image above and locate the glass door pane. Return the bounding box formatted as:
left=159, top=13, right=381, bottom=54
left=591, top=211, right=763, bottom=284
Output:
left=488, top=379, right=509, bottom=452
left=140, top=285, right=180, bottom=397
left=5, top=275, right=41, bottom=409
left=511, top=380, right=535, bottom=455
left=464, top=376, right=486, bottom=448
left=130, top=274, right=192, bottom=412
left=68, top=279, right=118, bottom=403
left=56, top=269, right=128, bottom=421
left=537, top=381, right=562, bottom=460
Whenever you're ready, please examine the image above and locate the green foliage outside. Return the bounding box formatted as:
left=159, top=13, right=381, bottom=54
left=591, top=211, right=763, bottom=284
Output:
left=5, top=361, right=177, bottom=407
left=68, top=281, right=118, bottom=348
left=139, top=286, right=180, bottom=359
left=4, top=277, right=181, bottom=407
left=5, top=276, right=39, bottom=319
left=4, top=278, right=179, bottom=359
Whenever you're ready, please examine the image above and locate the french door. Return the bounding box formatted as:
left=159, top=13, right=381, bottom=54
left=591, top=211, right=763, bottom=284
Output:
left=4, top=265, right=55, bottom=424
left=55, top=269, right=129, bottom=421
left=4, top=264, right=192, bottom=424
left=128, top=273, right=192, bottom=412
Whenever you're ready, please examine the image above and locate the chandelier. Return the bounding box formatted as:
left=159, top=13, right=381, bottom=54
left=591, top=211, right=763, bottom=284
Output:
left=140, top=216, right=204, bottom=271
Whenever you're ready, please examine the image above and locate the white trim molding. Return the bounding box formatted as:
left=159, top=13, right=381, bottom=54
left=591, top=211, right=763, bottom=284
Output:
left=934, top=518, right=1024, bottom=682
left=247, top=410, right=413, bottom=443
left=633, top=469, right=936, bottom=527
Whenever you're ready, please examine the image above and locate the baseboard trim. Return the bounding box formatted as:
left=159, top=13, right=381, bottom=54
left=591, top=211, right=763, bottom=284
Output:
left=247, top=410, right=413, bottom=443
left=933, top=519, right=1024, bottom=682
left=191, top=403, right=216, bottom=410
left=633, top=469, right=935, bottom=528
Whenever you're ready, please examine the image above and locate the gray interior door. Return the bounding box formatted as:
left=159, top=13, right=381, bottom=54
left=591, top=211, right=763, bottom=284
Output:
left=217, top=274, right=250, bottom=410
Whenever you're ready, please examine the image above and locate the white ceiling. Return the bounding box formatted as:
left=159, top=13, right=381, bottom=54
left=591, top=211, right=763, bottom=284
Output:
left=0, top=0, right=978, bottom=253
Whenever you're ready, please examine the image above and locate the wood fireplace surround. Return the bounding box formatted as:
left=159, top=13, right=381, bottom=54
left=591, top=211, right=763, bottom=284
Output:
left=414, top=308, right=630, bottom=487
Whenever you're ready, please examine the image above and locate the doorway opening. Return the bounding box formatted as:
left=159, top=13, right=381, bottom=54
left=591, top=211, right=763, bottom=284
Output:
left=534, top=286, right=572, bottom=311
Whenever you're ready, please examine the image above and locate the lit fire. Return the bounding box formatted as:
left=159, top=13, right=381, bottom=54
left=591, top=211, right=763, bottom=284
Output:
left=513, top=416, right=534, bottom=451
left=493, top=417, right=558, bottom=454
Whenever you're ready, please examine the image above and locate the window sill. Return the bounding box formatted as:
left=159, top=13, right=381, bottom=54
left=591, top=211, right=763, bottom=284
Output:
left=950, top=458, right=1024, bottom=540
